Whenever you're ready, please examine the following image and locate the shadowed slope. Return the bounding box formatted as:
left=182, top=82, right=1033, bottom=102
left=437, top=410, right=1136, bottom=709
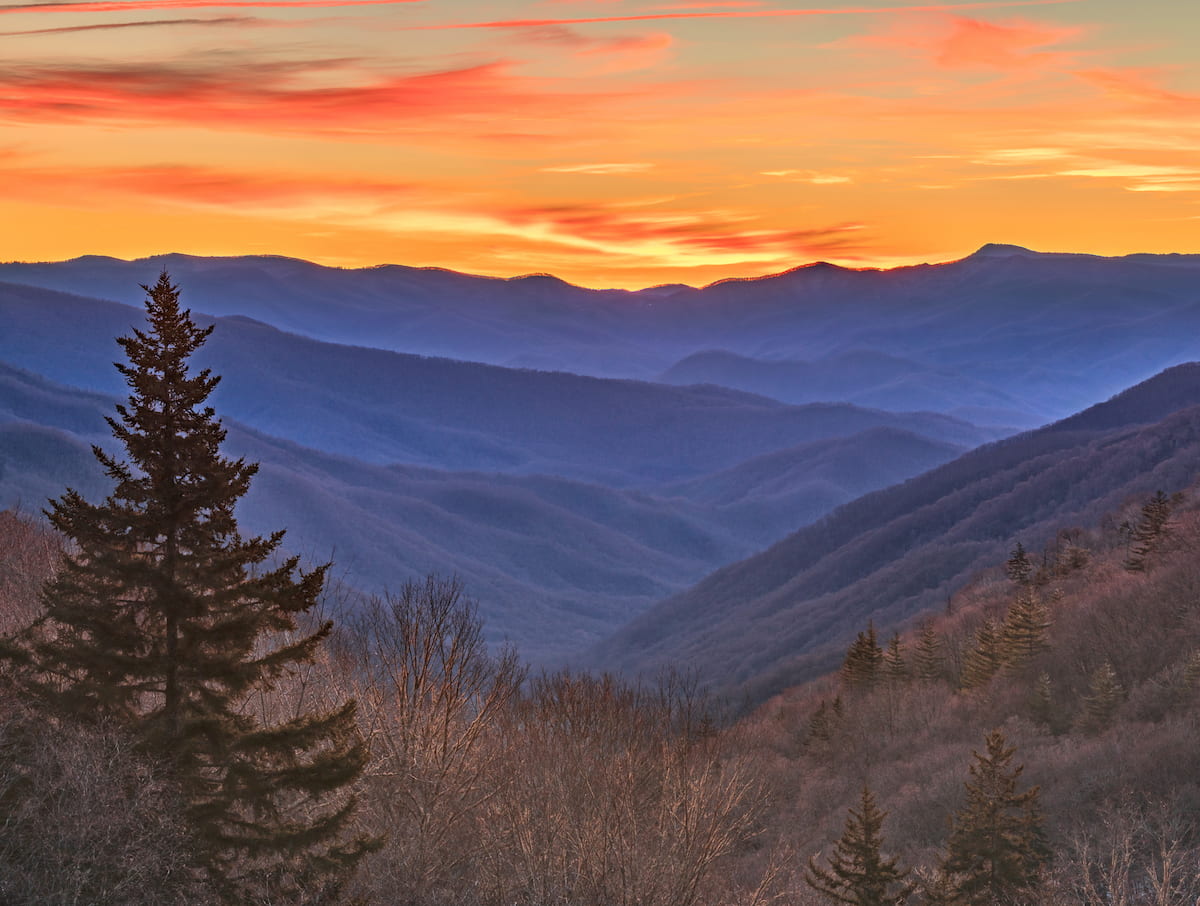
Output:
left=590, top=364, right=1200, bottom=700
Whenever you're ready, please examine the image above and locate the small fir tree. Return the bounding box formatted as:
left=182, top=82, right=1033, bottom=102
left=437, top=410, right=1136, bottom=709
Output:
left=1124, top=490, right=1174, bottom=571
left=842, top=622, right=884, bottom=690
left=882, top=634, right=907, bottom=685
left=912, top=621, right=945, bottom=683
left=1000, top=590, right=1051, bottom=669
left=14, top=275, right=372, bottom=901
left=1005, top=542, right=1033, bottom=587
left=941, top=730, right=1049, bottom=904
left=806, top=786, right=914, bottom=906
left=959, top=618, right=1005, bottom=690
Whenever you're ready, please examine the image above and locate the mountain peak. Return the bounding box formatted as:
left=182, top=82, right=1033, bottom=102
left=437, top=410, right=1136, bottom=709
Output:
left=969, top=243, right=1038, bottom=259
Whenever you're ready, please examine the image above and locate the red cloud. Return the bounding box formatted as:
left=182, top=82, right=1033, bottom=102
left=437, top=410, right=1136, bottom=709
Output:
left=0, top=58, right=609, bottom=135
left=0, top=161, right=419, bottom=207
left=843, top=14, right=1084, bottom=71
left=502, top=203, right=869, bottom=259
left=1074, top=67, right=1200, bottom=110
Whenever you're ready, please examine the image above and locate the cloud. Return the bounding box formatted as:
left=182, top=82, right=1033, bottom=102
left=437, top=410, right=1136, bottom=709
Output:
left=1074, top=68, right=1200, bottom=110
left=841, top=13, right=1085, bottom=71
left=406, top=1, right=1084, bottom=33
left=513, top=24, right=674, bottom=73
left=494, top=202, right=871, bottom=264
left=0, top=156, right=872, bottom=269
left=0, top=58, right=608, bottom=137
left=973, top=147, right=1070, bottom=163
left=1050, top=159, right=1200, bottom=192
left=0, top=0, right=422, bottom=14
left=761, top=169, right=851, bottom=184
left=541, top=162, right=655, bottom=174
left=0, top=15, right=267, bottom=36
left=0, top=161, right=420, bottom=209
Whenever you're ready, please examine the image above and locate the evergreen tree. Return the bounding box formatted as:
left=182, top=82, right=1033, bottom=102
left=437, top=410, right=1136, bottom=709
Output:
left=15, top=275, right=372, bottom=901
left=941, top=730, right=1049, bottom=904
left=806, top=786, right=914, bottom=906
left=882, top=634, right=907, bottom=684
left=912, top=621, right=945, bottom=683
left=1005, top=542, right=1033, bottom=587
left=1000, top=590, right=1051, bottom=669
left=1078, top=661, right=1124, bottom=733
left=959, top=618, right=1005, bottom=690
left=842, top=622, right=884, bottom=690
left=1124, top=490, right=1174, bottom=571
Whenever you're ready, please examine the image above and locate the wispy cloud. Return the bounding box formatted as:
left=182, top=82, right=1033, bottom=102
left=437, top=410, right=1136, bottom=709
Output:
left=0, top=58, right=612, bottom=137
left=513, top=24, right=675, bottom=73
left=0, top=0, right=422, bottom=14
left=761, top=169, right=852, bottom=184
left=0, top=161, right=420, bottom=209
left=541, top=162, right=655, bottom=174
left=841, top=13, right=1086, bottom=71
left=406, top=1, right=1083, bottom=33
left=0, top=15, right=266, bottom=36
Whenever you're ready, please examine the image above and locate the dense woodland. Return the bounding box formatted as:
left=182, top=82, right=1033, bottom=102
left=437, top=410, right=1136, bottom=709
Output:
left=2, top=276, right=1200, bottom=904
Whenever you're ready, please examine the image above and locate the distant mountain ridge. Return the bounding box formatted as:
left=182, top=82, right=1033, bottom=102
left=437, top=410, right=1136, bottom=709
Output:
left=658, top=349, right=1043, bottom=427
left=0, top=356, right=969, bottom=662
left=0, top=281, right=999, bottom=486
left=4, top=246, right=1200, bottom=425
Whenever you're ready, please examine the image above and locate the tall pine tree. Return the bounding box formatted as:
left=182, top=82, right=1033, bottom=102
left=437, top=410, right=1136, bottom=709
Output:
left=1124, top=490, right=1174, bottom=571
left=912, top=620, right=945, bottom=683
left=16, top=274, right=372, bottom=902
left=941, top=730, right=1049, bottom=904
left=1000, top=590, right=1051, bottom=669
left=806, top=785, right=914, bottom=906
left=841, top=622, right=884, bottom=690
left=959, top=618, right=1005, bottom=690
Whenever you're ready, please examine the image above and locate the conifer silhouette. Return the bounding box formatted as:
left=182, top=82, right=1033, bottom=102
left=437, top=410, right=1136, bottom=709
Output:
left=959, top=618, right=1004, bottom=690
left=17, top=274, right=373, bottom=901
left=941, top=730, right=1049, bottom=904
left=1000, top=590, right=1051, bottom=669
left=806, top=786, right=914, bottom=906
left=912, top=621, right=945, bottom=683
left=841, top=622, right=884, bottom=690
left=1005, top=542, right=1033, bottom=586
left=1124, top=490, right=1174, bottom=571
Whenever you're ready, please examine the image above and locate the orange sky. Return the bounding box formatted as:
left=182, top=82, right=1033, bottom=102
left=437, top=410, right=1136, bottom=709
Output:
left=1, top=0, right=1198, bottom=287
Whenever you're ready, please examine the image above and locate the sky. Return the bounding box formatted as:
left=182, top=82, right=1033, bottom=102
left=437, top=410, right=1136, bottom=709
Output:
left=1, top=0, right=1198, bottom=288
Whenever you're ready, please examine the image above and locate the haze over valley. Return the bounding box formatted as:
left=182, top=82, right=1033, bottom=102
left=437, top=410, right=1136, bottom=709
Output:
left=5, top=246, right=1200, bottom=677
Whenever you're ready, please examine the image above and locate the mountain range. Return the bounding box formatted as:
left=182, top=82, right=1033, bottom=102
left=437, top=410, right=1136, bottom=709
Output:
left=4, top=246, right=1200, bottom=680
left=6, top=244, right=1200, bottom=425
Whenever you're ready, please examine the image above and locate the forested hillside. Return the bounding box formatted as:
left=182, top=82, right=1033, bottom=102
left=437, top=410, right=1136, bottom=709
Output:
left=731, top=478, right=1200, bottom=904
left=593, top=365, right=1200, bottom=698
left=5, top=474, right=1199, bottom=904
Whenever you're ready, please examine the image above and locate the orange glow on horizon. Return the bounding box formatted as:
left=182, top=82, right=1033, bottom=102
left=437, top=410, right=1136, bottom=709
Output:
left=1, top=0, right=1198, bottom=289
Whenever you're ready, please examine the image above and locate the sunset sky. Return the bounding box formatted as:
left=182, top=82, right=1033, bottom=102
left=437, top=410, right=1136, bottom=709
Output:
left=2, top=0, right=1198, bottom=287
